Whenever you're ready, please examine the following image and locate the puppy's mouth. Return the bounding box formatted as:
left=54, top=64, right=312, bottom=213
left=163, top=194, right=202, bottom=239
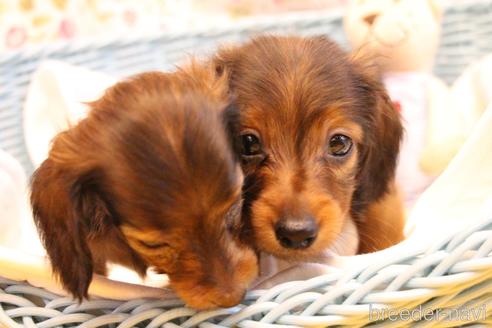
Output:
left=370, top=20, right=409, bottom=47
left=264, top=242, right=324, bottom=262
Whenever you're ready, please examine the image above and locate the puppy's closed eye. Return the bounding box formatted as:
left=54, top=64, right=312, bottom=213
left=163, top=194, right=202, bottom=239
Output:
left=138, top=240, right=171, bottom=250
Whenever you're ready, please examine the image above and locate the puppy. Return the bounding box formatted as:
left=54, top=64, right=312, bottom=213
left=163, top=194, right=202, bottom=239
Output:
left=214, top=35, right=405, bottom=257
left=30, top=64, right=258, bottom=309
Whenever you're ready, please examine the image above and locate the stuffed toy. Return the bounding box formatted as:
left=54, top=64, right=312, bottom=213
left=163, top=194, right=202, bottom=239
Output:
left=344, top=0, right=466, bottom=207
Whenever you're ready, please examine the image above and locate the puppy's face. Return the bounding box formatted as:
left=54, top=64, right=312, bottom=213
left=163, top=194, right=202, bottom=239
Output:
left=31, top=67, right=257, bottom=309
left=216, top=36, right=402, bottom=260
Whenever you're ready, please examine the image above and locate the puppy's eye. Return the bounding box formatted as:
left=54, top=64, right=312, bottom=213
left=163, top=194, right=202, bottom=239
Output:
left=241, top=133, right=262, bottom=156
left=328, top=134, right=353, bottom=156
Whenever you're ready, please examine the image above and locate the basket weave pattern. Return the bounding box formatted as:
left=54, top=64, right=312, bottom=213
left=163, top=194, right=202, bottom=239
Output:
left=1, top=215, right=491, bottom=327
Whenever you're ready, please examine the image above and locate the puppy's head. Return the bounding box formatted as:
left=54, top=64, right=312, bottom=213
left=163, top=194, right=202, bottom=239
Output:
left=215, top=36, right=402, bottom=260
left=31, top=66, right=257, bottom=309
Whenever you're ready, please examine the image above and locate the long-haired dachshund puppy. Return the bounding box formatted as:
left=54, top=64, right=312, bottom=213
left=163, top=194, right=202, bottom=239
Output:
left=214, top=35, right=405, bottom=258
left=30, top=64, right=257, bottom=309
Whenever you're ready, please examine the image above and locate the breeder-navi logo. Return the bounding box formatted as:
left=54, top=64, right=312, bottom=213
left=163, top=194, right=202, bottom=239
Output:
left=369, top=304, right=487, bottom=323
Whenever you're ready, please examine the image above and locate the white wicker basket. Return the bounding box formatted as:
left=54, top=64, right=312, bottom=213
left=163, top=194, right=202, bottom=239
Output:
left=1, top=1, right=492, bottom=327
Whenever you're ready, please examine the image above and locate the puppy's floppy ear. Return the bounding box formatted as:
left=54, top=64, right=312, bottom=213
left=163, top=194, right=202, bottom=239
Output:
left=351, top=63, right=403, bottom=211
left=31, top=134, right=111, bottom=301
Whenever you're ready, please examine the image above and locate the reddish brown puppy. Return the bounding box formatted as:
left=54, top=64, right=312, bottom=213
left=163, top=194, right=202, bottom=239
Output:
left=215, top=36, right=405, bottom=257
left=30, top=64, right=257, bottom=309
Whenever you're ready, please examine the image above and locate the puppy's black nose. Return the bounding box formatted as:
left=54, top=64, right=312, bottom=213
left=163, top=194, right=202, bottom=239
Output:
left=275, top=217, right=318, bottom=249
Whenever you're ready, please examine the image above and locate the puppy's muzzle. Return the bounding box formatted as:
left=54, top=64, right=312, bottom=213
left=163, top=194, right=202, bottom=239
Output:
left=274, top=216, right=318, bottom=249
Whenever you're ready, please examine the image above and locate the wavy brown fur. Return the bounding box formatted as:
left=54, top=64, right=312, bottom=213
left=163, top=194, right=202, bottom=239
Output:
left=214, top=35, right=405, bottom=257
left=30, top=64, right=258, bottom=309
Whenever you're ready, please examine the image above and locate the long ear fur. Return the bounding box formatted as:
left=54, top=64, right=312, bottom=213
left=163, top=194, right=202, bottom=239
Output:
left=351, top=65, right=403, bottom=214
left=30, top=133, right=111, bottom=301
